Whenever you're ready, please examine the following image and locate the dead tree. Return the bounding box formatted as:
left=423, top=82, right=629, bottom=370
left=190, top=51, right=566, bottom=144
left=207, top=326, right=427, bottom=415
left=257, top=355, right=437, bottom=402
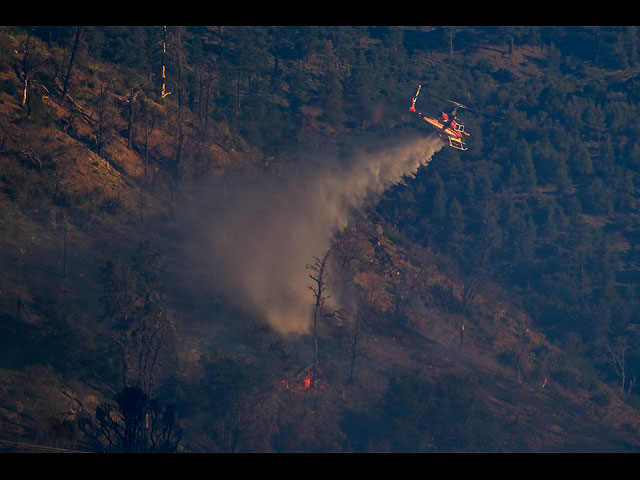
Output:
left=606, top=336, right=630, bottom=394
left=61, top=27, right=82, bottom=106
left=165, top=26, right=186, bottom=180
left=307, top=248, right=333, bottom=390
left=94, top=79, right=116, bottom=157
left=139, top=98, right=158, bottom=167
left=538, top=351, right=558, bottom=391
left=510, top=315, right=532, bottom=384
left=79, top=386, right=181, bottom=453
left=126, top=86, right=138, bottom=149
left=19, top=28, right=47, bottom=116
left=161, top=26, right=171, bottom=100
left=21, top=29, right=32, bottom=108
left=462, top=198, right=500, bottom=311
left=349, top=304, right=363, bottom=382
left=98, top=243, right=174, bottom=395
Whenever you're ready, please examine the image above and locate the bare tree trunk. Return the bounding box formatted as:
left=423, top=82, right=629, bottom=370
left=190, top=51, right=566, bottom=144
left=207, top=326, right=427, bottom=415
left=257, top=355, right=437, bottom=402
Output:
left=16, top=292, right=22, bottom=322
left=161, top=26, right=171, bottom=99
left=142, top=102, right=156, bottom=167
left=62, top=220, right=68, bottom=280
left=308, top=248, right=332, bottom=389
left=236, top=74, right=241, bottom=114
left=127, top=87, right=137, bottom=149
left=514, top=317, right=530, bottom=384
left=144, top=111, right=150, bottom=165
left=594, top=26, right=601, bottom=67
left=461, top=276, right=479, bottom=310
left=204, top=78, right=211, bottom=131
left=21, top=30, right=32, bottom=108
left=114, top=338, right=128, bottom=392
left=61, top=27, right=81, bottom=106
left=169, top=27, right=185, bottom=180
left=608, top=338, right=628, bottom=393
left=349, top=305, right=362, bottom=382
left=95, top=80, right=108, bottom=156
left=139, top=184, right=144, bottom=223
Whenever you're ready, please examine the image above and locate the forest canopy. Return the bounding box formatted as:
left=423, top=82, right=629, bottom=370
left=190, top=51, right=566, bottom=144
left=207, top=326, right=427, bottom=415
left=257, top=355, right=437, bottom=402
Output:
left=3, top=26, right=640, bottom=452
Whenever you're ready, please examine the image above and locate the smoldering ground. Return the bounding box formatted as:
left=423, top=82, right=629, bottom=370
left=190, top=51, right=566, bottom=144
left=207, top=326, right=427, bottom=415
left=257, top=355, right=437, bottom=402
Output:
left=187, top=134, right=445, bottom=335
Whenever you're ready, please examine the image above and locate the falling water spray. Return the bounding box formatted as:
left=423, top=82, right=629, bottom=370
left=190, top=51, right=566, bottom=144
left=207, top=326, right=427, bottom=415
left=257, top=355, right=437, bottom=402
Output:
left=199, top=134, right=445, bottom=334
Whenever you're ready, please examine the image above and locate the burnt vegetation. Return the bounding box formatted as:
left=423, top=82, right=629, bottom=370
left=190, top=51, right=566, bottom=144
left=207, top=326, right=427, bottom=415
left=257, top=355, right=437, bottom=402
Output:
left=3, top=26, right=640, bottom=452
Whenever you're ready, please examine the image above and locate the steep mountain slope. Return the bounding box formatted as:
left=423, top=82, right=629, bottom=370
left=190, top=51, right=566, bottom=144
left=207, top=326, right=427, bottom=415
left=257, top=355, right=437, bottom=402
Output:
left=2, top=26, right=640, bottom=452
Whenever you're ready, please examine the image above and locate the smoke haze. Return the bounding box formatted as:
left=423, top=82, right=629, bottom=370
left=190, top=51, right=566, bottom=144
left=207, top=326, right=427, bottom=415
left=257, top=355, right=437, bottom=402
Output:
left=196, top=134, right=444, bottom=335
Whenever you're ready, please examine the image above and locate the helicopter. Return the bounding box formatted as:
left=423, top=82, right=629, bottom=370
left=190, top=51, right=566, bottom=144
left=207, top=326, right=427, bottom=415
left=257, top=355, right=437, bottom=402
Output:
left=409, top=84, right=490, bottom=151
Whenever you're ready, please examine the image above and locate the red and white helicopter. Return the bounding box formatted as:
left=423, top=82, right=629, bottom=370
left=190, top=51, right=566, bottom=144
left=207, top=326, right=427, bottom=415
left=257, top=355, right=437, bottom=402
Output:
left=409, top=84, right=485, bottom=151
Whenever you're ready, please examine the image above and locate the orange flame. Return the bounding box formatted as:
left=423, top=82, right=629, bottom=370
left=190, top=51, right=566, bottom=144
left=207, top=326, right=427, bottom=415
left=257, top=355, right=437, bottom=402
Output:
left=295, top=372, right=313, bottom=390
left=281, top=370, right=324, bottom=392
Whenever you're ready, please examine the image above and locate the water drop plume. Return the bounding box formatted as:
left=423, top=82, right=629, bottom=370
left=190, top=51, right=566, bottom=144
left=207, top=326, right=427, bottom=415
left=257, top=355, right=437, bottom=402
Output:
left=197, top=134, right=444, bottom=334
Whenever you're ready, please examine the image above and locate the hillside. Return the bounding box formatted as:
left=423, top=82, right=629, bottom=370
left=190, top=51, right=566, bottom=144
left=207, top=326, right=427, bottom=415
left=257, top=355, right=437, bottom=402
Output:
left=2, top=26, right=640, bottom=453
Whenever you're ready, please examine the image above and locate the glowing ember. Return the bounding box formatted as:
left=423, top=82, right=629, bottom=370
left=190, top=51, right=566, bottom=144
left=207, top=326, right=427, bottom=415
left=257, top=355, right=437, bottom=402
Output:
left=280, top=368, right=324, bottom=392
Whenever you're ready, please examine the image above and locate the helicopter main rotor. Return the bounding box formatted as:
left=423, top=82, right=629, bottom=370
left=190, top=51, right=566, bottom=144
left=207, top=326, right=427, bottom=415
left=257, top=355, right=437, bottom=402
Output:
left=419, top=85, right=498, bottom=119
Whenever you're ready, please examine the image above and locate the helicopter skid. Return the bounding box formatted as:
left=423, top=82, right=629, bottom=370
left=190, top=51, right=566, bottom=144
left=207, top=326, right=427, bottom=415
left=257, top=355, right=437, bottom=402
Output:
left=440, top=133, right=467, bottom=151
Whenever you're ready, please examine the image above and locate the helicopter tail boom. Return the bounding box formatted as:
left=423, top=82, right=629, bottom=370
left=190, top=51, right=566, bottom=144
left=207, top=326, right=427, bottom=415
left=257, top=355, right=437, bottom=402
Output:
left=409, top=84, right=422, bottom=112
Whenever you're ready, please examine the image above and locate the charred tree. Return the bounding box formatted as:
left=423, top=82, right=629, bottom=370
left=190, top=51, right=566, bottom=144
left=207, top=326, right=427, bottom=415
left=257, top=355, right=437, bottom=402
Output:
left=126, top=86, right=138, bottom=149
left=79, top=386, right=181, bottom=453
left=605, top=336, right=632, bottom=394
left=60, top=26, right=82, bottom=106
left=349, top=304, right=363, bottom=382
left=166, top=26, right=186, bottom=180
left=20, top=29, right=32, bottom=108
left=93, top=79, right=118, bottom=157
left=139, top=98, right=158, bottom=167
left=98, top=242, right=175, bottom=395
left=161, top=26, right=171, bottom=100
left=19, top=28, right=47, bottom=116
left=461, top=198, right=500, bottom=311
left=307, top=248, right=333, bottom=390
